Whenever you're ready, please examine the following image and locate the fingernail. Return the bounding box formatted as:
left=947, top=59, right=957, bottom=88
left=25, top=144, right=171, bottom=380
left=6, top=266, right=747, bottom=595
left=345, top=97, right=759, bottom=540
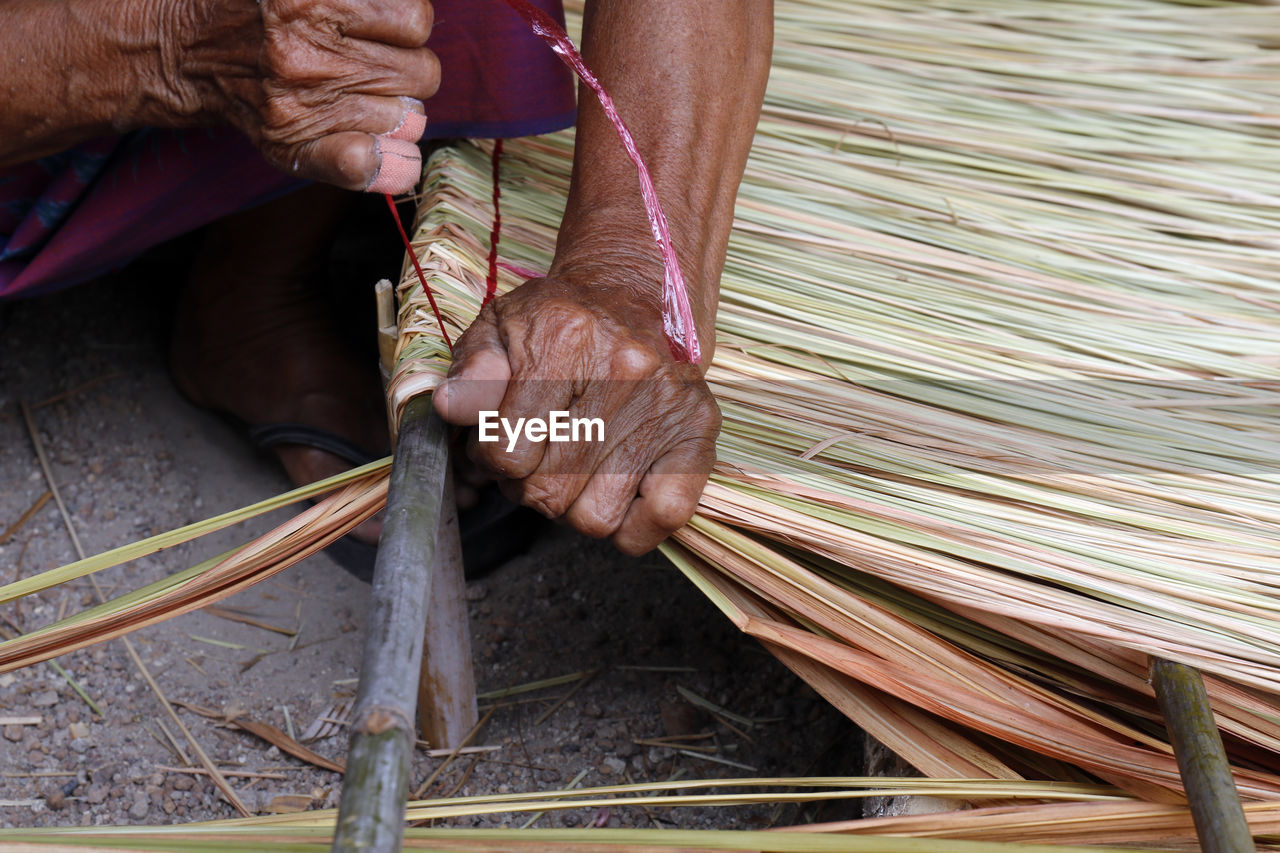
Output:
left=385, top=98, right=428, bottom=142
left=365, top=137, right=422, bottom=194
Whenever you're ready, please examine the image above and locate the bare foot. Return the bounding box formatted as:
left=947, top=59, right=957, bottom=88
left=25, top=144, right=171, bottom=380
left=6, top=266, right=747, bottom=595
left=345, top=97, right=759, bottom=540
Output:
left=171, top=186, right=389, bottom=544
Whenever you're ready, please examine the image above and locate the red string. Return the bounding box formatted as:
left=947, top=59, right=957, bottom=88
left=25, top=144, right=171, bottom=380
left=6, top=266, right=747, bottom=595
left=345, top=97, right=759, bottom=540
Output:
left=389, top=1, right=699, bottom=360
left=383, top=193, right=453, bottom=351
left=483, top=139, right=505, bottom=306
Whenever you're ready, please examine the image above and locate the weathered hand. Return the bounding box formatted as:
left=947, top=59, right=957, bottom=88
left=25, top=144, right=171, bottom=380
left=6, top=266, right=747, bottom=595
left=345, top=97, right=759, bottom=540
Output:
left=433, top=275, right=720, bottom=555
left=158, top=0, right=439, bottom=191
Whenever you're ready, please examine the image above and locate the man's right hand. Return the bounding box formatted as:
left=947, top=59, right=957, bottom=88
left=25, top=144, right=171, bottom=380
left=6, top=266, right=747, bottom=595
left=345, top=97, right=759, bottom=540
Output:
left=159, top=0, right=439, bottom=192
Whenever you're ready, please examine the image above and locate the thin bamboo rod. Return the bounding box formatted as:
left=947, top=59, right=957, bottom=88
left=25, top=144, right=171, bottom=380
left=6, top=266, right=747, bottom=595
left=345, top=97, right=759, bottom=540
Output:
left=417, top=461, right=479, bottom=748
left=1151, top=658, right=1255, bottom=853
left=333, top=397, right=452, bottom=853
left=376, top=278, right=399, bottom=381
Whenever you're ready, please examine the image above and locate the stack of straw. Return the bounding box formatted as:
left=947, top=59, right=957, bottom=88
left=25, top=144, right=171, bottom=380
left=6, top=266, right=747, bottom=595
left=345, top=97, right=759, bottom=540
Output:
left=387, top=0, right=1280, bottom=835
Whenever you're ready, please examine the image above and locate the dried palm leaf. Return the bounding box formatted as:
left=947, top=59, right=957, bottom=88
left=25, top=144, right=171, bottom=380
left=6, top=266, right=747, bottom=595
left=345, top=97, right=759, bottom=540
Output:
left=0, top=462, right=388, bottom=670
left=0, top=776, right=1276, bottom=850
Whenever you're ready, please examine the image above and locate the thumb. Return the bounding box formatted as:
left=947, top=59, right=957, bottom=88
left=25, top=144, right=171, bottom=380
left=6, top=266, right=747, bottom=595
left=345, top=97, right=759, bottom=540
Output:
left=434, top=304, right=511, bottom=426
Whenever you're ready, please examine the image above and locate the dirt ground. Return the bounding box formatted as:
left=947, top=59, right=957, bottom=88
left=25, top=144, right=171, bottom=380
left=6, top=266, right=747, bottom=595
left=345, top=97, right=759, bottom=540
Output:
left=0, top=230, right=864, bottom=831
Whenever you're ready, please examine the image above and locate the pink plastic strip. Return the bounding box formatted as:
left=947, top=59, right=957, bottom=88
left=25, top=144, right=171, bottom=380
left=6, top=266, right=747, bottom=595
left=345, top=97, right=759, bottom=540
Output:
left=497, top=0, right=702, bottom=364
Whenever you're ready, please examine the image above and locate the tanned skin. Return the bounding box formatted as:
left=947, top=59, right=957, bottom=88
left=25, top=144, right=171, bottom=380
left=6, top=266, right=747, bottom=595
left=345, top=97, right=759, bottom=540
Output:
left=0, top=0, right=440, bottom=189
left=435, top=2, right=772, bottom=554
left=1, top=0, right=773, bottom=554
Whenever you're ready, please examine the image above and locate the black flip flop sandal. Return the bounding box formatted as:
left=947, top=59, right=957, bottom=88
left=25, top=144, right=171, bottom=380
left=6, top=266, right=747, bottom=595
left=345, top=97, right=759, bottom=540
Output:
left=250, top=423, right=546, bottom=582
left=250, top=422, right=382, bottom=580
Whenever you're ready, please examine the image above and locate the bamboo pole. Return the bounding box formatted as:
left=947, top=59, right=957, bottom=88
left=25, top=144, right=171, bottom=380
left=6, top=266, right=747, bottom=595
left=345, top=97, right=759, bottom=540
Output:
left=333, top=397, right=452, bottom=853
left=1150, top=658, right=1255, bottom=853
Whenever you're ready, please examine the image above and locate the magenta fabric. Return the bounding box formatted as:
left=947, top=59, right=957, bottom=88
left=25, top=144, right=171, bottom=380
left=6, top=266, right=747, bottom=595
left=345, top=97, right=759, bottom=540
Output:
left=0, top=0, right=575, bottom=300
left=427, top=0, right=577, bottom=139
left=0, top=130, right=303, bottom=299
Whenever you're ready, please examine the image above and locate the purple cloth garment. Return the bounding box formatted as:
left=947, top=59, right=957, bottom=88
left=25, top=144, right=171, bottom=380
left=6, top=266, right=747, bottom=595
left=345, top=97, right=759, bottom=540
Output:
left=0, top=0, right=575, bottom=300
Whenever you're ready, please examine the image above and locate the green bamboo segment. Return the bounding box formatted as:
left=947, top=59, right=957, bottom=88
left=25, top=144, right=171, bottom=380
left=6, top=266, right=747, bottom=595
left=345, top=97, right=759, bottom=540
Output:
left=333, top=399, right=451, bottom=853
left=332, top=728, right=412, bottom=853
left=1151, top=658, right=1256, bottom=853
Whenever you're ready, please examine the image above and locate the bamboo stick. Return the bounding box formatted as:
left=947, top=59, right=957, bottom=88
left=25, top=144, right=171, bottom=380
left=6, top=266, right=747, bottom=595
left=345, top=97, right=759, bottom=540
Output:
left=333, top=397, right=452, bottom=853
left=376, top=279, right=399, bottom=381
left=1151, top=658, right=1255, bottom=853
left=417, top=462, right=479, bottom=748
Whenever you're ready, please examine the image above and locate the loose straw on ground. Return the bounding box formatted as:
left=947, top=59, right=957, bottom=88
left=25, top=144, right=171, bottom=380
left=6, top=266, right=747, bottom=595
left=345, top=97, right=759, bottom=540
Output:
left=20, top=402, right=250, bottom=816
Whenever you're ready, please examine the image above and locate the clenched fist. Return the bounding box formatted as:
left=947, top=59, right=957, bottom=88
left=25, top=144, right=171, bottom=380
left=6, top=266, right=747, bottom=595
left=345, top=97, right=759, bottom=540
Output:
left=433, top=274, right=721, bottom=555
left=426, top=0, right=771, bottom=556
left=159, top=0, right=439, bottom=191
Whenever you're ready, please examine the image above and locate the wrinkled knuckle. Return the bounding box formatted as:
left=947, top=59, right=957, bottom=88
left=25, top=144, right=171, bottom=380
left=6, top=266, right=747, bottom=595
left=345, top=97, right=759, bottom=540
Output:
left=334, top=7, right=366, bottom=38
left=647, top=491, right=696, bottom=533
left=287, top=0, right=332, bottom=19
left=571, top=505, right=622, bottom=540
left=403, top=2, right=434, bottom=43
left=697, top=397, right=723, bottom=433
left=538, top=300, right=594, bottom=337
left=493, top=309, right=527, bottom=343
left=522, top=481, right=569, bottom=519
left=288, top=0, right=344, bottom=31
left=610, top=344, right=659, bottom=380
left=259, top=97, right=304, bottom=138
left=265, top=32, right=320, bottom=82
left=677, top=392, right=721, bottom=435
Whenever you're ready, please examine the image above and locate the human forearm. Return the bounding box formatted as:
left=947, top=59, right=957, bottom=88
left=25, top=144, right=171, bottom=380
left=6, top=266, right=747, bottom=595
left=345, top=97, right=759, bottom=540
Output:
left=435, top=1, right=772, bottom=553
left=0, top=0, right=438, bottom=191
left=0, top=0, right=175, bottom=164
left=550, top=0, right=773, bottom=362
